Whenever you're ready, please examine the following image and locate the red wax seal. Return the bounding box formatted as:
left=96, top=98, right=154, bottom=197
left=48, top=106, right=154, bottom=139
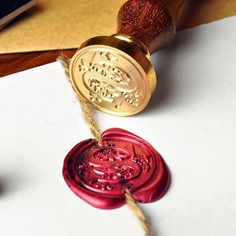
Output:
left=63, top=128, right=170, bottom=209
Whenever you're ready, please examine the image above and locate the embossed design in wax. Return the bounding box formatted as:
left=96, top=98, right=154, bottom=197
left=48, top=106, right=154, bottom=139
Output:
left=63, top=128, right=170, bottom=209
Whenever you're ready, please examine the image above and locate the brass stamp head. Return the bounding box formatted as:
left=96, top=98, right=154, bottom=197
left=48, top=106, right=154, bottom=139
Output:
left=69, top=34, right=157, bottom=116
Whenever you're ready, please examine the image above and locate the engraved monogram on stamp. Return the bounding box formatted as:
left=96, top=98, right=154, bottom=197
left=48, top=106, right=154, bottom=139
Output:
left=78, top=51, right=141, bottom=107
left=69, top=45, right=151, bottom=116
left=78, top=51, right=140, bottom=108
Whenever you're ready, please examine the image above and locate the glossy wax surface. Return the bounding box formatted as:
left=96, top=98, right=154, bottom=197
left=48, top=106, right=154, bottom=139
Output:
left=63, top=128, right=170, bottom=209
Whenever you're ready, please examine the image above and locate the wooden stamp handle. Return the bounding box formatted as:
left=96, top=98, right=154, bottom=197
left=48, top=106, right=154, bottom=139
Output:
left=117, top=0, right=186, bottom=53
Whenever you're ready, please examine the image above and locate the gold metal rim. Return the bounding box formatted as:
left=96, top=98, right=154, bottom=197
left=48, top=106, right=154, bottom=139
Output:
left=69, top=34, right=157, bottom=116
left=79, top=34, right=157, bottom=93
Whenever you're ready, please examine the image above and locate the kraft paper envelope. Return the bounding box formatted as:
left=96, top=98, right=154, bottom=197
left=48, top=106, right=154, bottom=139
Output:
left=0, top=0, right=235, bottom=54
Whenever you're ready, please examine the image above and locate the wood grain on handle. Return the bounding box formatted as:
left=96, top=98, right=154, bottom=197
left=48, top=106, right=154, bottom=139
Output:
left=117, top=0, right=186, bottom=53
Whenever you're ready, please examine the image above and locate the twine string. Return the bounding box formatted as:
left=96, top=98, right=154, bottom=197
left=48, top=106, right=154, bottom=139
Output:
left=125, top=190, right=153, bottom=236
left=57, top=54, right=154, bottom=236
left=57, top=55, right=102, bottom=144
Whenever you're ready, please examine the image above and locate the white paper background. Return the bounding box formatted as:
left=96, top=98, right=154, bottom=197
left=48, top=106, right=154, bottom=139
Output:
left=0, top=16, right=236, bottom=236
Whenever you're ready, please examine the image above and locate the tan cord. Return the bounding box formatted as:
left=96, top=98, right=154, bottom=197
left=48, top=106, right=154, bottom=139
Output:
left=58, top=54, right=153, bottom=236
left=125, top=189, right=154, bottom=236
left=57, top=55, right=102, bottom=144
left=57, top=55, right=70, bottom=77
left=78, top=97, right=102, bottom=144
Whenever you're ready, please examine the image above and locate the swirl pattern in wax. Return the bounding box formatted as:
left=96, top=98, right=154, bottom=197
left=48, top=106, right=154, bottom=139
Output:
left=63, top=128, right=170, bottom=209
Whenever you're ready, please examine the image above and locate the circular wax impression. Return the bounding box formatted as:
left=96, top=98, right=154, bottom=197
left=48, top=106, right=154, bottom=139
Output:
left=63, top=128, right=170, bottom=209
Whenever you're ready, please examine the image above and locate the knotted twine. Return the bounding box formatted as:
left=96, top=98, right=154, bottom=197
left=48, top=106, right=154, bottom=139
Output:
left=57, top=55, right=153, bottom=236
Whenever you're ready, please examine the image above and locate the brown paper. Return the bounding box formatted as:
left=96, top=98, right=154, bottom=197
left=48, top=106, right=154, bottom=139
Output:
left=0, top=0, right=235, bottom=54
left=0, top=0, right=126, bottom=54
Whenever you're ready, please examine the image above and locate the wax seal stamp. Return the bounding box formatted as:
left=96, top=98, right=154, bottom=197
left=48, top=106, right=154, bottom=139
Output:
left=68, top=0, right=181, bottom=116
left=63, top=128, right=170, bottom=209
left=69, top=35, right=156, bottom=116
